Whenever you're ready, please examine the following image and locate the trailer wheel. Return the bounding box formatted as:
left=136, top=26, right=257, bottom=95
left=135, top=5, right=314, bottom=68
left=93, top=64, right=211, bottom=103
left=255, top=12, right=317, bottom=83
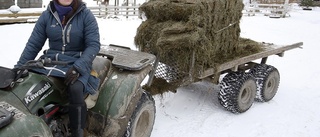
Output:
left=125, top=90, right=156, bottom=137
left=219, top=72, right=257, bottom=113
left=250, top=64, right=280, bottom=102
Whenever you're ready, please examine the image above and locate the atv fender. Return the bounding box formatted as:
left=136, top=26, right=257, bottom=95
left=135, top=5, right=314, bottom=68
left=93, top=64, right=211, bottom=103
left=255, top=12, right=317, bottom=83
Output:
left=89, top=65, right=153, bottom=136
left=0, top=89, right=53, bottom=137
left=0, top=114, right=52, bottom=137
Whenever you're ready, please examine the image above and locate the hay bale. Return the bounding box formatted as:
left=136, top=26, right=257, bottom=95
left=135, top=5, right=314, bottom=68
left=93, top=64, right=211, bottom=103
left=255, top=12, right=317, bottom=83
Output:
left=134, top=0, right=262, bottom=94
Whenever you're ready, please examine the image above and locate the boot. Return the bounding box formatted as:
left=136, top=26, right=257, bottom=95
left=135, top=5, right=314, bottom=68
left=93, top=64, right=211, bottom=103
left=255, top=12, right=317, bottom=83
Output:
left=71, top=128, right=84, bottom=137
left=68, top=103, right=87, bottom=137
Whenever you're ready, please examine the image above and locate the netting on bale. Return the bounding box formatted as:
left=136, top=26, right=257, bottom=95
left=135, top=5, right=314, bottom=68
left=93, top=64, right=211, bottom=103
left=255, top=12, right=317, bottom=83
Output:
left=134, top=0, right=262, bottom=95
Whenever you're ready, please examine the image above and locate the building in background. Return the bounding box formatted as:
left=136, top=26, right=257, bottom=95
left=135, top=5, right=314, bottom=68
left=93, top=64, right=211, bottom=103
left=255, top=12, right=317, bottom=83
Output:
left=0, top=0, right=42, bottom=9
left=17, top=0, right=42, bottom=8
left=0, top=0, right=14, bottom=9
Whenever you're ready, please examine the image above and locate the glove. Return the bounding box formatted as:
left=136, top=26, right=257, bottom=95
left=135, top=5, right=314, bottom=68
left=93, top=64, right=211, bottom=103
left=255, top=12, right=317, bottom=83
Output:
left=64, top=66, right=80, bottom=85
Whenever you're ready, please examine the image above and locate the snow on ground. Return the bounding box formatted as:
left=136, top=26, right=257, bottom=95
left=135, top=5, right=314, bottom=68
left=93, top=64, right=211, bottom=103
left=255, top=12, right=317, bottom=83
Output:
left=150, top=5, right=320, bottom=137
left=0, top=3, right=319, bottom=137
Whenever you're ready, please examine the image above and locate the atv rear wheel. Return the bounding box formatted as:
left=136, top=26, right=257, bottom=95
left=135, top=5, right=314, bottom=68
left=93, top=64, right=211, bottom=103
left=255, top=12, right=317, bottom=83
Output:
left=250, top=64, right=280, bottom=102
left=219, top=72, right=257, bottom=113
left=125, top=90, right=155, bottom=137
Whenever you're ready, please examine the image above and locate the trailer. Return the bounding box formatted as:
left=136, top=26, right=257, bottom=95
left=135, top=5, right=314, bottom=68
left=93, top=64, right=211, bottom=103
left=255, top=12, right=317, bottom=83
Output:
left=144, top=42, right=303, bottom=113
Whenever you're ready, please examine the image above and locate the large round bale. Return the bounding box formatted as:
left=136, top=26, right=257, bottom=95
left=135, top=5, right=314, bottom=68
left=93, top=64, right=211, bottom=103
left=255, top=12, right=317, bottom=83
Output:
left=135, top=0, right=262, bottom=94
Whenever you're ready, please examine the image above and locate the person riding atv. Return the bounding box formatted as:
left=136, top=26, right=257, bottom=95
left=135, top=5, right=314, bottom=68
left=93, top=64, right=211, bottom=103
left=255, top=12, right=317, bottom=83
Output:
left=14, top=0, right=100, bottom=136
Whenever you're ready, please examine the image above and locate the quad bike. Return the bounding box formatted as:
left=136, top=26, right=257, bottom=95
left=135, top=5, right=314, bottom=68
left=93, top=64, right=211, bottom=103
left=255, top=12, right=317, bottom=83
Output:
left=0, top=44, right=156, bottom=137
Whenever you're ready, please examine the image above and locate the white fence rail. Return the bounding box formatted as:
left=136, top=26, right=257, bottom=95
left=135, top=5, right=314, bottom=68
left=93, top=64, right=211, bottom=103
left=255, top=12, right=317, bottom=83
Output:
left=243, top=3, right=291, bottom=18
left=88, top=5, right=141, bottom=18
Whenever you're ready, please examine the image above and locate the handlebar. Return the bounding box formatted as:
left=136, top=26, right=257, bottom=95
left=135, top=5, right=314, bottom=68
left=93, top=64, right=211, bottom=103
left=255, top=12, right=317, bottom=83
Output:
left=21, top=58, right=68, bottom=69
left=12, top=58, right=67, bottom=80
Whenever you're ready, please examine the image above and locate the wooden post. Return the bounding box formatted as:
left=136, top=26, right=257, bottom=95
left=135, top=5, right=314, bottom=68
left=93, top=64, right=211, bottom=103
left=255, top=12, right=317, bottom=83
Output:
left=283, top=0, right=289, bottom=17
left=114, top=0, right=119, bottom=15
left=133, top=0, right=137, bottom=15
left=127, top=0, right=129, bottom=16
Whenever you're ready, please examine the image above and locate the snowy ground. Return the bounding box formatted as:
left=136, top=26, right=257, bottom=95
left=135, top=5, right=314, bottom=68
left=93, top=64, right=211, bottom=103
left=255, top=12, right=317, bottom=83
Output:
left=0, top=2, right=319, bottom=137
left=149, top=5, right=320, bottom=137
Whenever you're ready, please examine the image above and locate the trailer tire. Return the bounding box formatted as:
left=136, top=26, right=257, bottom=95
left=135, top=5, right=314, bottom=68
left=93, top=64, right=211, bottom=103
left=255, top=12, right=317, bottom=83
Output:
left=219, top=72, right=257, bottom=113
left=250, top=64, right=280, bottom=102
left=125, top=90, right=156, bottom=137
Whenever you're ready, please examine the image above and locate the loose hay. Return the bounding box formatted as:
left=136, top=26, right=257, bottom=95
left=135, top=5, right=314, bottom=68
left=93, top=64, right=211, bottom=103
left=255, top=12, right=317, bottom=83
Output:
left=134, top=0, right=263, bottom=95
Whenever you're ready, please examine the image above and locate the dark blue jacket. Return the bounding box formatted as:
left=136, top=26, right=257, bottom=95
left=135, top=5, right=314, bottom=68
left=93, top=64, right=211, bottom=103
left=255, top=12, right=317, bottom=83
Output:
left=15, top=1, right=100, bottom=94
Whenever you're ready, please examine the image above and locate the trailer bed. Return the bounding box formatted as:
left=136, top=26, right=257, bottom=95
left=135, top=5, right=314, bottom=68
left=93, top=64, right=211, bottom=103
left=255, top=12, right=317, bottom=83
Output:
left=198, top=42, right=303, bottom=83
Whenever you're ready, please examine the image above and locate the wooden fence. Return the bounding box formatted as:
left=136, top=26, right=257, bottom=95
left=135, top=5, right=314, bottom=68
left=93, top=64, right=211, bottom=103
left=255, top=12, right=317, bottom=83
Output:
left=88, top=5, right=141, bottom=18
left=0, top=5, right=141, bottom=24
left=0, top=11, right=42, bottom=24
left=1, top=2, right=298, bottom=24
left=243, top=3, right=291, bottom=18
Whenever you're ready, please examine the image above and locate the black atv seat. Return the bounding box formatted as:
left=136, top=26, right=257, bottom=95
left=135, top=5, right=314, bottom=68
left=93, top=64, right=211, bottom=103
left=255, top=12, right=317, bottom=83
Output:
left=85, top=56, right=111, bottom=109
left=92, top=56, right=111, bottom=86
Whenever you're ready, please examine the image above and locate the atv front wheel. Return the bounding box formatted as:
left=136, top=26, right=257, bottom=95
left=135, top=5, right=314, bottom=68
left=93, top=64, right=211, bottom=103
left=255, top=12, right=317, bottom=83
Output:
left=219, top=72, right=257, bottom=113
left=125, top=90, right=155, bottom=137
